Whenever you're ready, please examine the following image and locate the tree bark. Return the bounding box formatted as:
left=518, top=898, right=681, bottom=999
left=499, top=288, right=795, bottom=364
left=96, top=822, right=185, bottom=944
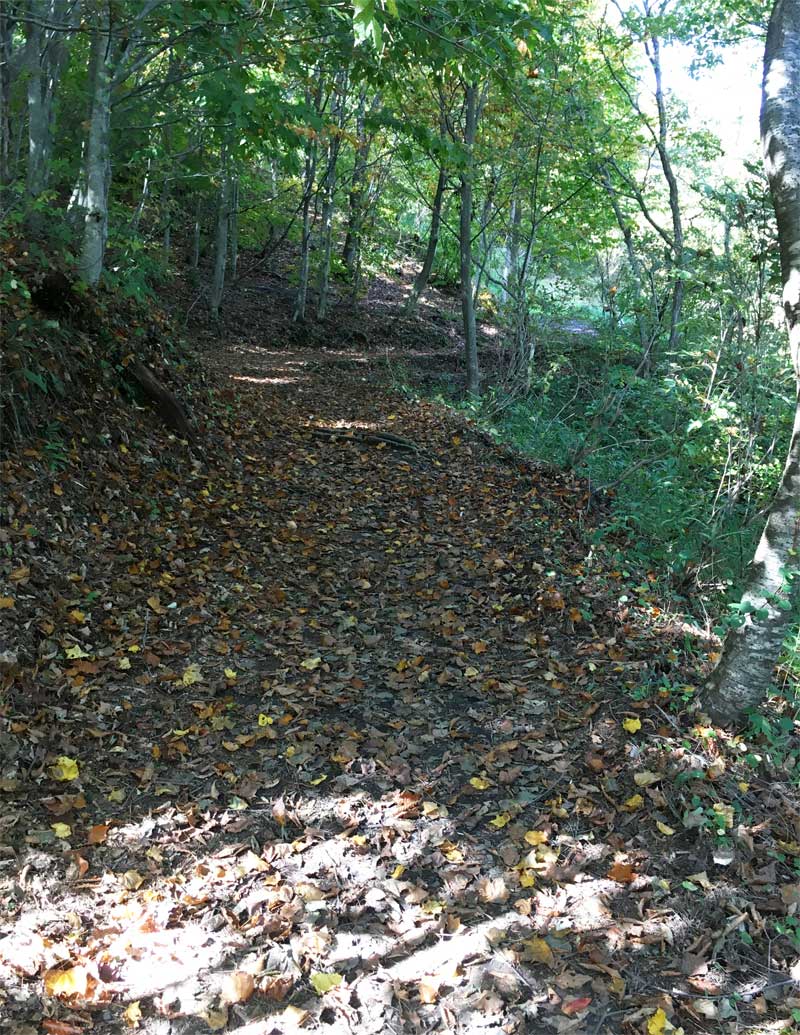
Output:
left=703, top=0, right=800, bottom=724
left=293, top=80, right=322, bottom=323
left=460, top=81, right=481, bottom=397
left=209, top=168, right=229, bottom=318
left=404, top=166, right=446, bottom=315
left=78, top=15, right=113, bottom=285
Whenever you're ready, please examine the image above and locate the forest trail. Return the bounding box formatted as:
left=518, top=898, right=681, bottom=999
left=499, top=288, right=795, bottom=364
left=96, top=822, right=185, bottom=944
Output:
left=0, top=300, right=792, bottom=1035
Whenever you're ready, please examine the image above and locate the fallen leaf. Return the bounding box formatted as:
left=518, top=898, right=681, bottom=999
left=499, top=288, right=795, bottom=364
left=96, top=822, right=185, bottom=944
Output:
left=561, top=996, right=591, bottom=1015
left=124, top=1001, right=142, bottom=1027
left=181, top=663, right=203, bottom=686
left=608, top=860, right=636, bottom=883
left=622, top=717, right=642, bottom=733
left=310, top=971, right=343, bottom=995
left=44, top=964, right=90, bottom=999
left=647, top=1007, right=668, bottom=1035
left=221, top=970, right=255, bottom=1005
left=522, top=936, right=555, bottom=967
left=50, top=756, right=79, bottom=781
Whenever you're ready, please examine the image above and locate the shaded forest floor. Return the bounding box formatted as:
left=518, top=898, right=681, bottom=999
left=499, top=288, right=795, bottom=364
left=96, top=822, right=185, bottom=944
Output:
left=3, top=261, right=800, bottom=1035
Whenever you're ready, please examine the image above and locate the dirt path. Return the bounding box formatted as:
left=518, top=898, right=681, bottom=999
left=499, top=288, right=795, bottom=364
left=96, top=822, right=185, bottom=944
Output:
left=0, top=322, right=794, bottom=1034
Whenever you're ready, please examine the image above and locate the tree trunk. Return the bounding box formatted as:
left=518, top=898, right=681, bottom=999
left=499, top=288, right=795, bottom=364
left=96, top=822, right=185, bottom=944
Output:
left=404, top=167, right=446, bottom=315
left=460, top=81, right=481, bottom=397
left=229, top=175, right=239, bottom=279
left=209, top=170, right=229, bottom=318
left=293, top=81, right=322, bottom=323
left=191, top=194, right=202, bottom=269
left=342, top=88, right=370, bottom=276
left=0, top=2, right=13, bottom=189
left=648, top=32, right=684, bottom=356
left=703, top=0, right=800, bottom=724
left=78, top=17, right=113, bottom=285
left=24, top=0, right=72, bottom=207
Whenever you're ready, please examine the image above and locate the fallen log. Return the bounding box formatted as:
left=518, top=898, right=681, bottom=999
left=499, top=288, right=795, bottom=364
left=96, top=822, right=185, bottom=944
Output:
left=128, top=359, right=194, bottom=440
left=308, top=426, right=418, bottom=451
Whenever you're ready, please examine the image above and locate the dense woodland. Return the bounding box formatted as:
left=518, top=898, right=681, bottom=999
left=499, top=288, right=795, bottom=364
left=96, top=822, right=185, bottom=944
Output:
left=7, top=0, right=800, bottom=1032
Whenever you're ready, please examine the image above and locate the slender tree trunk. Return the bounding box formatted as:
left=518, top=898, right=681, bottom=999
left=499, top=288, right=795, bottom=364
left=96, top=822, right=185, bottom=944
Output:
left=209, top=169, right=229, bottom=318
left=460, top=81, right=481, bottom=396
left=704, top=0, right=800, bottom=724
left=317, top=76, right=346, bottom=320
left=229, top=175, right=239, bottom=279
left=0, top=3, right=13, bottom=189
left=293, top=81, right=322, bottom=323
left=191, top=194, right=202, bottom=269
left=648, top=32, right=684, bottom=356
left=342, top=88, right=370, bottom=276
left=79, top=17, right=113, bottom=286
left=404, top=167, right=446, bottom=315
left=24, top=0, right=72, bottom=207
left=599, top=165, right=652, bottom=366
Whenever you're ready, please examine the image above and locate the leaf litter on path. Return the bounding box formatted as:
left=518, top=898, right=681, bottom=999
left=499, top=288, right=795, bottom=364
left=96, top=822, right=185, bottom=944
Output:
left=1, top=296, right=800, bottom=1034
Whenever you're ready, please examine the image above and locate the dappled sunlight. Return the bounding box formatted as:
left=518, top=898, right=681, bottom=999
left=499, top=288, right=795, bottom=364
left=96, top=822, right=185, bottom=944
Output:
left=232, top=374, right=303, bottom=386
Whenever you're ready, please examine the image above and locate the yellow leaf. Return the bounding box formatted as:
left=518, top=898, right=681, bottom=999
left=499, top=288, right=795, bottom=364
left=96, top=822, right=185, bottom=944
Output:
left=50, top=756, right=79, bottom=781
left=118, top=657, right=131, bottom=670
left=69, top=609, right=85, bottom=623
left=418, top=976, right=441, bottom=1004
left=442, top=843, right=464, bottom=863
left=0, top=597, right=14, bottom=609
left=470, top=776, right=492, bottom=790
left=124, top=1000, right=142, bottom=1027
left=391, top=864, right=406, bottom=879
left=300, top=656, right=321, bottom=670
left=519, top=869, right=536, bottom=888
left=623, top=717, right=642, bottom=733
left=258, top=713, right=273, bottom=726
left=44, top=964, right=89, bottom=998
left=647, top=1007, right=668, bottom=1035
left=524, top=830, right=548, bottom=846
left=309, top=774, right=327, bottom=785
left=147, top=595, right=164, bottom=614
left=464, top=666, right=479, bottom=678
left=108, top=788, right=125, bottom=803
left=489, top=812, right=511, bottom=829
left=224, top=667, right=237, bottom=680
left=656, top=821, right=675, bottom=836
left=65, top=645, right=89, bottom=659
left=351, top=834, right=367, bottom=846
left=128, top=644, right=140, bottom=652
left=51, top=823, right=72, bottom=839
left=181, top=663, right=203, bottom=686
left=523, top=936, right=555, bottom=967
left=310, top=972, right=344, bottom=995
left=622, top=794, right=644, bottom=811
left=122, top=869, right=144, bottom=890
left=634, top=770, right=660, bottom=786
left=738, top=781, right=750, bottom=792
